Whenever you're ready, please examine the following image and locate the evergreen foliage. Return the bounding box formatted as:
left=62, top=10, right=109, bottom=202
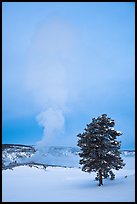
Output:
left=77, top=114, right=125, bottom=186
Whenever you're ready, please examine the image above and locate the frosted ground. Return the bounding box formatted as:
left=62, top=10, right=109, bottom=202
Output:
left=2, top=154, right=135, bottom=202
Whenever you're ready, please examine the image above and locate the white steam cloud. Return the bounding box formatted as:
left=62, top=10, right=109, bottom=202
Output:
left=26, top=17, right=78, bottom=148
left=36, top=108, right=65, bottom=147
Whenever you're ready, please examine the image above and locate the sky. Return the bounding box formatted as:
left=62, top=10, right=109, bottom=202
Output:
left=2, top=2, right=135, bottom=149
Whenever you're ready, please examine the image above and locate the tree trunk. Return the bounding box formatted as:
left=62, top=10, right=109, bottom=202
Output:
left=99, top=170, right=103, bottom=186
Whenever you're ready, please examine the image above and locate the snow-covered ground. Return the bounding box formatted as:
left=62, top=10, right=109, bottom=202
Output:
left=2, top=156, right=135, bottom=202
left=2, top=144, right=135, bottom=169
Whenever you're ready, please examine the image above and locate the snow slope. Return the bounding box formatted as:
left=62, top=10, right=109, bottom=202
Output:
left=2, top=156, right=135, bottom=202
left=2, top=144, right=135, bottom=169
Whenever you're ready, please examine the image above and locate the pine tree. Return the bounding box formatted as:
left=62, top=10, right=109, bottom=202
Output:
left=77, top=114, right=125, bottom=186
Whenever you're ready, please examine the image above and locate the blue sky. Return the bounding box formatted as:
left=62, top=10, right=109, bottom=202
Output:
left=2, top=2, right=135, bottom=149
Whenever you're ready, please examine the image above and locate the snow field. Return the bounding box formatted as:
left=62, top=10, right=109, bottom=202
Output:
left=2, top=156, right=135, bottom=202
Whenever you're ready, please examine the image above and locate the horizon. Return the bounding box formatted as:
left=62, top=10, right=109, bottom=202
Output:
left=2, top=143, right=135, bottom=151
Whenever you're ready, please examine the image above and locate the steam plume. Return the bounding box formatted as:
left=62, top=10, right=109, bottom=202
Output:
left=26, top=17, right=77, bottom=147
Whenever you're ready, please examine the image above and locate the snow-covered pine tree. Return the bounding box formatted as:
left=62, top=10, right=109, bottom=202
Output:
left=77, top=114, right=125, bottom=186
